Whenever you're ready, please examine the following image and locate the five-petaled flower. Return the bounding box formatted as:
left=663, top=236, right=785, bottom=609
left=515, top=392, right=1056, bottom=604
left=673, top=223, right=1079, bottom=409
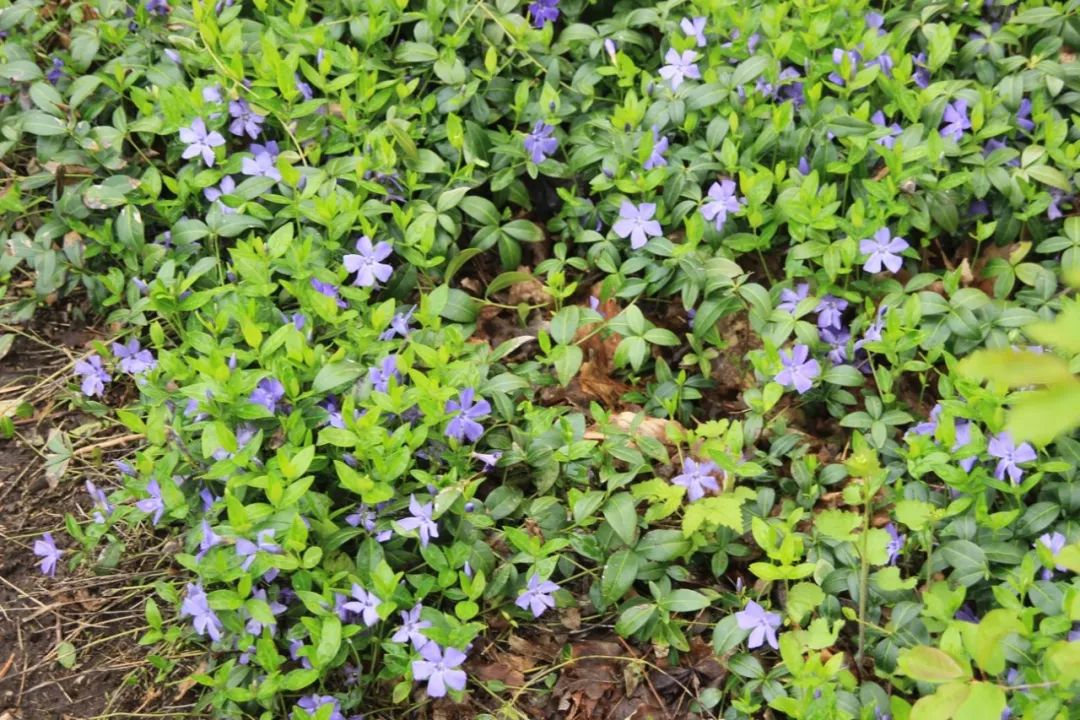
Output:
left=113, top=338, right=157, bottom=374
left=136, top=478, right=165, bottom=524
left=250, top=377, right=285, bottom=413
left=412, top=643, right=468, bottom=698
left=528, top=0, right=560, bottom=29
left=379, top=306, right=414, bottom=340
left=33, top=532, right=63, bottom=576
left=343, top=584, right=381, bottom=627
left=344, top=236, right=394, bottom=287
left=397, top=494, right=439, bottom=547
left=236, top=528, right=281, bottom=571
left=74, top=354, right=111, bottom=397
left=775, top=344, right=821, bottom=395
left=392, top=603, right=432, bottom=650
left=670, top=457, right=721, bottom=502
left=680, top=16, right=707, bottom=47
left=871, top=111, right=902, bottom=149
left=658, top=48, right=700, bottom=90
left=524, top=121, right=558, bottom=164
left=181, top=582, right=224, bottom=642
left=612, top=201, right=663, bottom=249
left=777, top=283, right=809, bottom=314
left=242, top=144, right=282, bottom=181
left=445, top=388, right=491, bottom=443
left=987, top=431, right=1036, bottom=484
left=815, top=294, right=848, bottom=330
left=701, top=179, right=744, bottom=232
left=735, top=600, right=781, bottom=650
left=368, top=355, right=401, bottom=393
left=515, top=573, right=560, bottom=618
left=941, top=99, right=971, bottom=141
left=179, top=118, right=225, bottom=167
left=293, top=695, right=346, bottom=720
left=228, top=98, right=265, bottom=138
left=859, top=228, right=909, bottom=273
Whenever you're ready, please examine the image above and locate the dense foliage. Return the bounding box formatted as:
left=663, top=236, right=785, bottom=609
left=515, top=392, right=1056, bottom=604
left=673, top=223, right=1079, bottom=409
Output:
left=4, top=0, right=1080, bottom=718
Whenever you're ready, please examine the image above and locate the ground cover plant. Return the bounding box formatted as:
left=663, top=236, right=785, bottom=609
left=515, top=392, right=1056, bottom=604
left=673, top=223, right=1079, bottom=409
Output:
left=2, top=0, right=1080, bottom=718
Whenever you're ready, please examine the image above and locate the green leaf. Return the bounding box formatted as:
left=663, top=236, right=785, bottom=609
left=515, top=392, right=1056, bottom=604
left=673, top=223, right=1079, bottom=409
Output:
left=958, top=349, right=1073, bottom=387
left=600, top=549, right=640, bottom=605
left=615, top=603, right=655, bottom=636
left=312, top=360, right=364, bottom=393
left=56, top=641, right=77, bottom=669
left=663, top=588, right=711, bottom=613
left=21, top=111, right=67, bottom=136
left=815, top=509, right=861, bottom=541
left=603, top=493, right=638, bottom=545
left=910, top=682, right=971, bottom=720
left=316, top=615, right=342, bottom=667
left=0, top=61, right=44, bottom=82
left=897, top=646, right=970, bottom=683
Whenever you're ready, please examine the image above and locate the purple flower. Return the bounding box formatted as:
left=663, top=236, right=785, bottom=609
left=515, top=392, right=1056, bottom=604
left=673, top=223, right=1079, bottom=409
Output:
left=885, top=523, right=905, bottom=565
left=860, top=228, right=909, bottom=274
left=952, top=422, right=979, bottom=472
left=344, top=236, right=394, bottom=288
left=181, top=583, right=224, bottom=642
left=735, top=600, right=781, bottom=650
left=368, top=355, right=401, bottom=393
left=33, top=532, right=63, bottom=576
left=982, top=139, right=1020, bottom=168
left=74, top=354, right=111, bottom=397
left=798, top=156, right=811, bottom=175
left=146, top=0, right=171, bottom=16
left=397, top=495, right=439, bottom=547
left=828, top=48, right=861, bottom=86
left=523, top=121, right=558, bottom=164
left=294, top=695, right=345, bottom=720
left=820, top=326, right=850, bottom=366
left=955, top=604, right=979, bottom=623
left=865, top=11, right=885, bottom=32
left=471, top=450, right=502, bottom=470
left=815, top=295, right=848, bottom=330
left=250, top=378, right=285, bottom=413
left=228, top=98, right=265, bottom=138
left=197, top=519, right=221, bottom=559
left=680, top=17, right=707, bottom=47
left=412, top=643, right=468, bottom=698
left=643, top=126, right=669, bottom=170
left=136, top=478, right=165, bottom=524
left=244, top=588, right=287, bottom=636
left=941, top=100, right=971, bottom=141
left=612, top=201, right=663, bottom=249
left=701, top=180, right=744, bottom=232
left=343, top=584, right=381, bottom=627
left=86, top=480, right=113, bottom=523
left=379, top=306, right=415, bottom=340
left=912, top=52, right=930, bottom=88
left=775, top=345, right=821, bottom=395
left=112, top=338, right=156, bottom=374
left=202, top=85, right=223, bottom=103
left=392, top=603, right=432, bottom=650
left=988, top=431, right=1036, bottom=484
left=310, top=277, right=346, bottom=309
left=236, top=529, right=281, bottom=571
left=1037, top=532, right=1067, bottom=575
left=295, top=74, right=314, bottom=101
left=515, top=574, right=560, bottom=618
left=658, top=48, right=700, bottom=90
left=1016, top=98, right=1034, bottom=132
left=46, top=57, right=64, bottom=85
left=866, top=52, right=894, bottom=77
left=871, top=111, right=902, bottom=149
left=1047, top=189, right=1066, bottom=221
left=912, top=403, right=943, bottom=436
left=670, top=457, right=721, bottom=502
left=777, top=283, right=809, bottom=314
left=204, top=175, right=237, bottom=214
left=241, top=148, right=282, bottom=181
left=445, top=388, right=491, bottom=443
left=179, top=118, right=225, bottom=167
left=528, top=0, right=559, bottom=29
left=345, top=503, right=392, bottom=542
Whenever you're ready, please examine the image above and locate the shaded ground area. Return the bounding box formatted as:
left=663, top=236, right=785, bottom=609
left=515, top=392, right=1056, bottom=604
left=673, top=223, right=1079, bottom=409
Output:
left=0, top=316, right=197, bottom=720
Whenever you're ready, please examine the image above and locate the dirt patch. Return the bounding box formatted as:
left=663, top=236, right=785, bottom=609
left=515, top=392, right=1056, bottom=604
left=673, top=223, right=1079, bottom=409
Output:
left=0, top=318, right=198, bottom=719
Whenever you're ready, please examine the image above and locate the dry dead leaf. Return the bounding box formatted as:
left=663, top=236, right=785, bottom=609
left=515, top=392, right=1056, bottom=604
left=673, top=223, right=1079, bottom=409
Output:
left=584, top=411, right=684, bottom=445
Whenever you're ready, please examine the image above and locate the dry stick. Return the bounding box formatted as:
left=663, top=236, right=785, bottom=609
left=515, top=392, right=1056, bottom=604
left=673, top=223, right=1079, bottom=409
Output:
left=616, top=635, right=674, bottom=720
left=72, top=433, right=142, bottom=457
